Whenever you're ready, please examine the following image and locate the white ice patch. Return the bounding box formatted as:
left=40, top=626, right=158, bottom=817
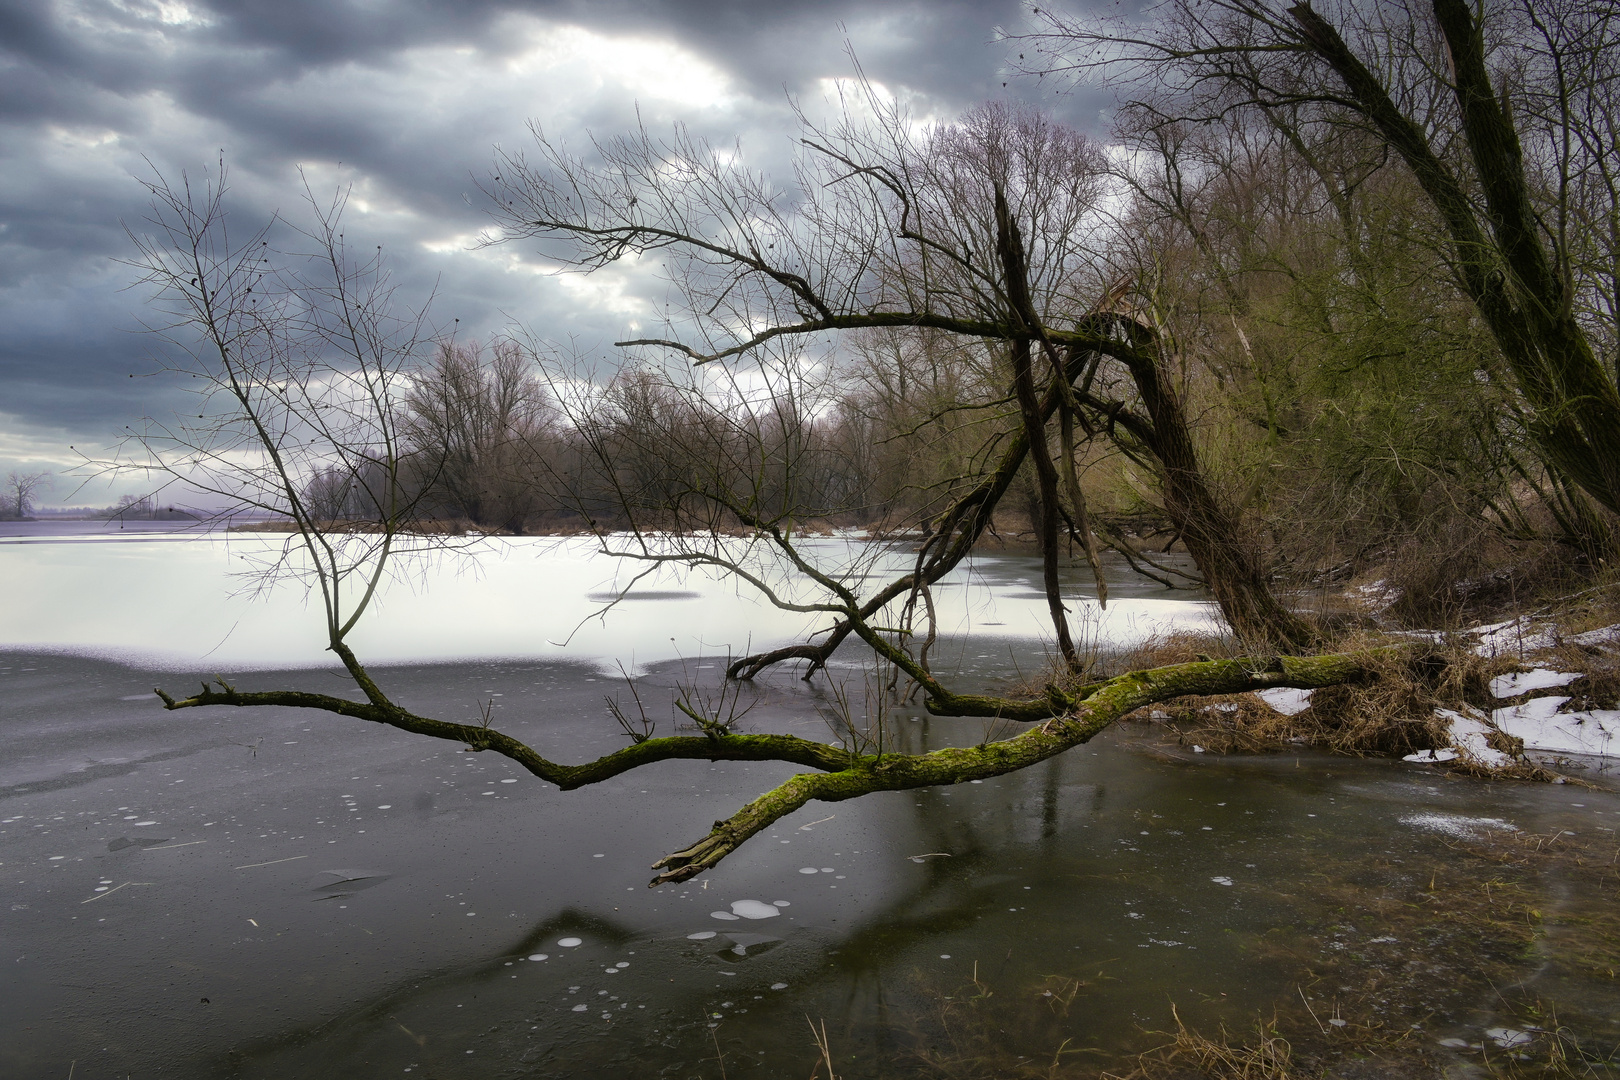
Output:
left=686, top=931, right=717, bottom=940
left=1493, top=696, right=1619, bottom=758
left=1210, top=876, right=1233, bottom=886
left=1255, top=688, right=1313, bottom=715
left=709, top=911, right=740, bottom=921
left=1400, top=813, right=1518, bottom=839
left=1490, top=669, right=1581, bottom=698
left=728, top=899, right=779, bottom=920
left=557, top=937, right=583, bottom=947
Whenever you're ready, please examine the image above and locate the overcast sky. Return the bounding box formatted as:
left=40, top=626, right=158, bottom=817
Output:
left=0, top=0, right=1111, bottom=505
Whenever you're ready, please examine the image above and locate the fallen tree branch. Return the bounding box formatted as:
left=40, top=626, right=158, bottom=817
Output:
left=155, top=644, right=1395, bottom=886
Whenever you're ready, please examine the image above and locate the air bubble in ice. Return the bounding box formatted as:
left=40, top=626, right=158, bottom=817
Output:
left=557, top=937, right=583, bottom=947
left=709, top=911, right=740, bottom=921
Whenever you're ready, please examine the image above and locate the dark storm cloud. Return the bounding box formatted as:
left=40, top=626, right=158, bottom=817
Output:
left=0, top=0, right=1106, bottom=497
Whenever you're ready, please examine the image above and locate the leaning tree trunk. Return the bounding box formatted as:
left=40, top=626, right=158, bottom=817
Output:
left=1107, top=335, right=1318, bottom=650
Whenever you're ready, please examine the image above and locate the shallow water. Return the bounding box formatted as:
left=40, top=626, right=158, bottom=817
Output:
left=2, top=535, right=1617, bottom=1078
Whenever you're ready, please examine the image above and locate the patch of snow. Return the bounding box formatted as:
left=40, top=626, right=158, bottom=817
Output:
left=1210, top=876, right=1233, bottom=886
left=1471, top=616, right=1556, bottom=657
left=1255, top=687, right=1313, bottom=715
left=1571, top=623, right=1620, bottom=648
left=1352, top=580, right=1401, bottom=610
left=1490, top=669, right=1581, bottom=698
left=1493, top=697, right=1619, bottom=757
left=1436, top=708, right=1511, bottom=767
left=1403, top=748, right=1459, bottom=763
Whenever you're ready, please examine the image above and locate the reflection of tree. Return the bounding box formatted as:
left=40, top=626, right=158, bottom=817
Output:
left=219, top=906, right=639, bottom=1074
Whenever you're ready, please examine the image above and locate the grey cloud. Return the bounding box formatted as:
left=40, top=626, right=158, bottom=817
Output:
left=0, top=0, right=1110, bottom=501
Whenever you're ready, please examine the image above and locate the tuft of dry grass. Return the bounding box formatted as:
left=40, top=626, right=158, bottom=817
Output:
left=1103, top=1006, right=1295, bottom=1080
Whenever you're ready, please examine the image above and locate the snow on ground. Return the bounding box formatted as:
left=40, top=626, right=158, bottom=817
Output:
left=1434, top=708, right=1511, bottom=768
left=1404, top=695, right=1620, bottom=764
left=1571, top=623, right=1620, bottom=648
left=1490, top=668, right=1583, bottom=698
left=1491, top=696, right=1619, bottom=758
left=1255, top=687, right=1313, bottom=715
left=1471, top=616, right=1558, bottom=656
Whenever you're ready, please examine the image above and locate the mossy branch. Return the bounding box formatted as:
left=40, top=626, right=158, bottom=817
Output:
left=158, top=647, right=1394, bottom=885
left=649, top=648, right=1393, bottom=885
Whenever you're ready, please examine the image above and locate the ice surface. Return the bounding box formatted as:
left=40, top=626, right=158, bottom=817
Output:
left=728, top=900, right=779, bottom=920
left=709, top=911, right=740, bottom=921
left=557, top=937, right=583, bottom=947
left=686, top=931, right=717, bottom=940
left=0, top=534, right=1219, bottom=671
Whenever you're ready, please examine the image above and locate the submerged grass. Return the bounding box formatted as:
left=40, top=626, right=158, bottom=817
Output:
left=814, top=821, right=1620, bottom=1080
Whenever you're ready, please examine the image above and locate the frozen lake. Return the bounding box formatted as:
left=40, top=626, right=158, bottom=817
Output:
left=2, top=529, right=1616, bottom=1078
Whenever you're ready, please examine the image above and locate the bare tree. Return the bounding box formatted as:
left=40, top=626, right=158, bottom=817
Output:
left=105, top=165, right=445, bottom=700
left=401, top=339, right=556, bottom=532
left=127, top=152, right=1392, bottom=888
left=3, top=471, right=51, bottom=519
left=486, top=93, right=1314, bottom=653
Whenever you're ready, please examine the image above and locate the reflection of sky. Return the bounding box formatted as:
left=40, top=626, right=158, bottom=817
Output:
left=0, top=532, right=1216, bottom=671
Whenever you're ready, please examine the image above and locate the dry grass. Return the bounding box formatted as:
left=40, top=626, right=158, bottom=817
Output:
left=1102, top=1006, right=1295, bottom=1080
